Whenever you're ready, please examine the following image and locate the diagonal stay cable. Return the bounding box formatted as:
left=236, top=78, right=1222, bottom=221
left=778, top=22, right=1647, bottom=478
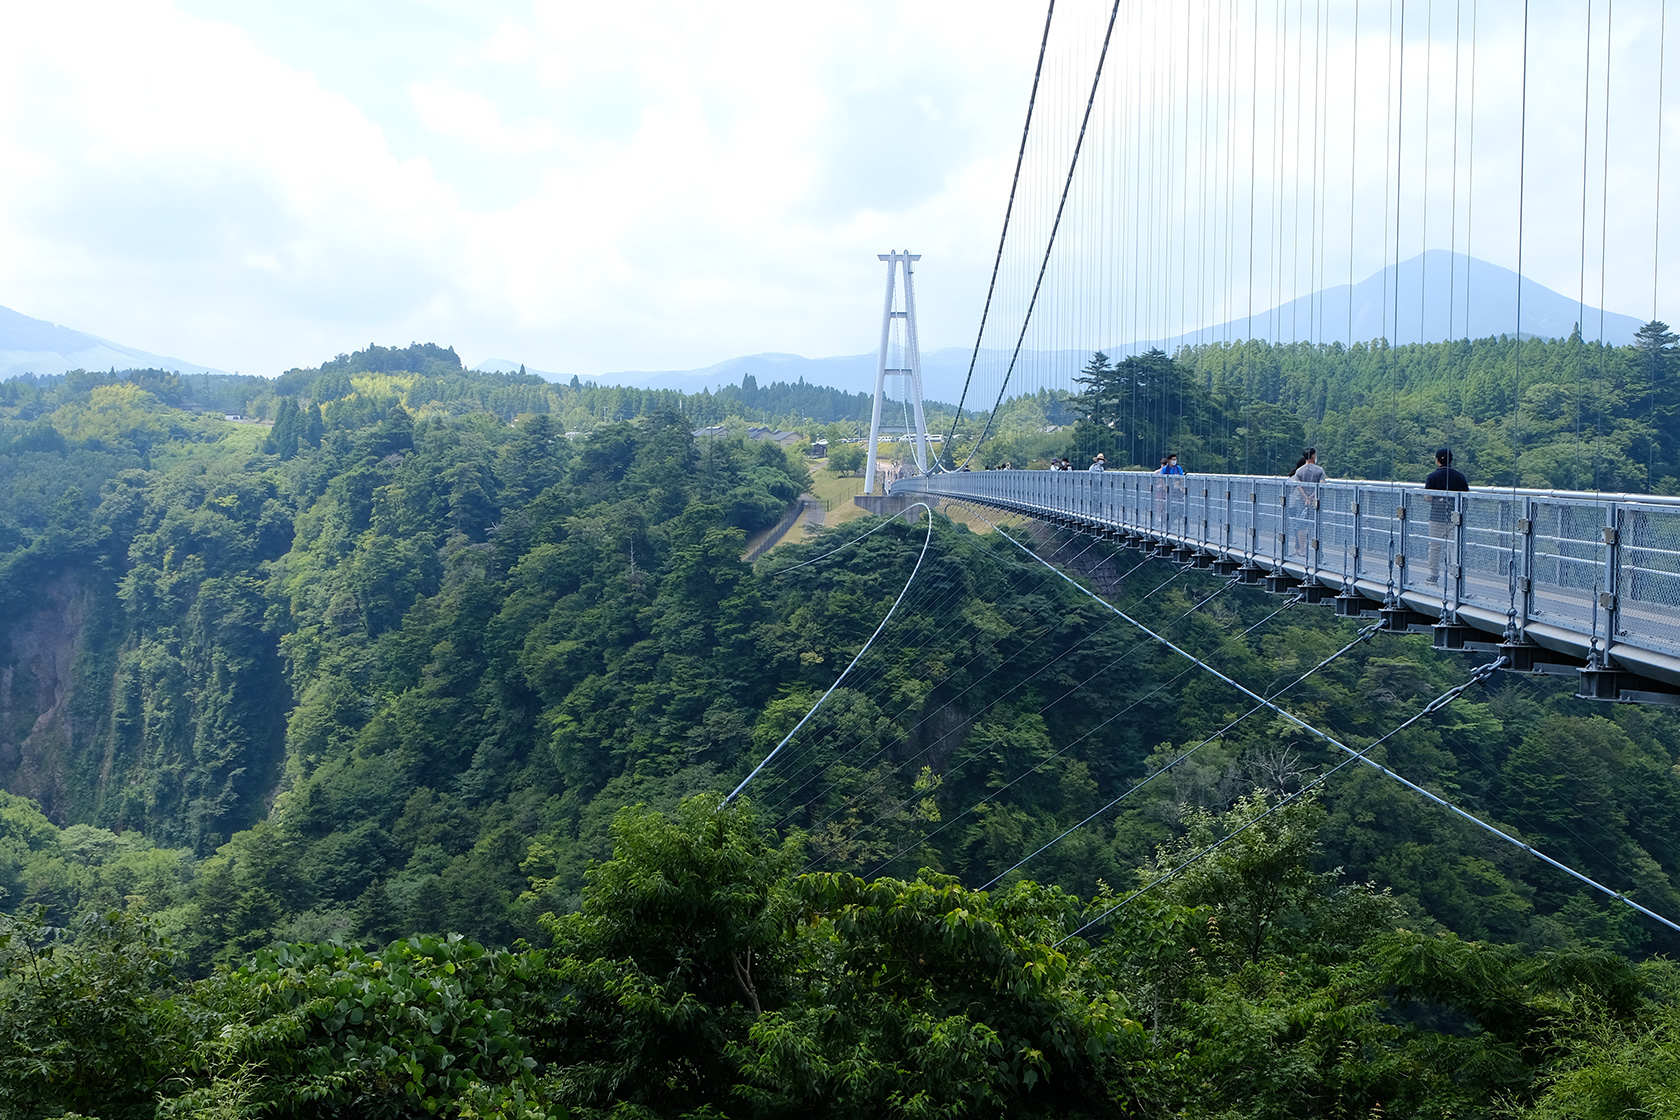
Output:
left=978, top=619, right=1379, bottom=889
left=763, top=521, right=1174, bottom=820
left=852, top=576, right=1249, bottom=868
left=1427, top=672, right=1667, bottom=904
left=727, top=504, right=933, bottom=803
left=867, top=578, right=1281, bottom=879
left=758, top=516, right=1123, bottom=820
left=786, top=548, right=1198, bottom=837
left=765, top=511, right=916, bottom=575
left=942, top=0, right=1059, bottom=462
left=986, top=518, right=1680, bottom=941
left=796, top=552, right=1241, bottom=864
left=755, top=531, right=1118, bottom=814
left=761, top=513, right=1096, bottom=747
left=769, top=499, right=1087, bottom=586
left=1054, top=657, right=1518, bottom=947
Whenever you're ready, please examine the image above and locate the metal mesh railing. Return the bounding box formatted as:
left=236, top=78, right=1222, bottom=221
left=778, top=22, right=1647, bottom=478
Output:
left=1619, top=505, right=1680, bottom=654
left=1253, top=479, right=1287, bottom=568
left=1527, top=500, right=1605, bottom=632
left=892, top=469, right=1680, bottom=667
left=1458, top=492, right=1521, bottom=622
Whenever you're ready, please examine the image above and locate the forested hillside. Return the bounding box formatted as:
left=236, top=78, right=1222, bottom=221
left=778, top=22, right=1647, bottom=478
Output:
left=977, top=321, right=1680, bottom=493
left=3, top=337, right=1680, bottom=1116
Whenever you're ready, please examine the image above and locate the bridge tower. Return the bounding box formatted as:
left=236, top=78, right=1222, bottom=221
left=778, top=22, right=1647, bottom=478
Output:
left=865, top=250, right=930, bottom=495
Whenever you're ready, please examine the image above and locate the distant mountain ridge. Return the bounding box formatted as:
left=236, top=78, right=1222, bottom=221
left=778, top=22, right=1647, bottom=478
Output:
left=1147, top=250, right=1648, bottom=354
left=0, top=303, right=224, bottom=380
left=6, top=250, right=1652, bottom=395
left=479, top=252, right=1652, bottom=406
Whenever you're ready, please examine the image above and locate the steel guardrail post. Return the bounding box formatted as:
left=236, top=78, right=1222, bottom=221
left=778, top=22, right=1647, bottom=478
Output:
left=1224, top=480, right=1234, bottom=562
left=1312, top=482, right=1323, bottom=584
left=1602, top=502, right=1622, bottom=656
left=1450, top=494, right=1466, bottom=619
left=1351, top=488, right=1363, bottom=587
left=1516, top=496, right=1535, bottom=638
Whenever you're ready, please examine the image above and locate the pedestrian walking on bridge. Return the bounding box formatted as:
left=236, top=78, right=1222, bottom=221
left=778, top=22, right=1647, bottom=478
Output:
left=1289, top=448, right=1326, bottom=556
left=1425, top=448, right=1469, bottom=585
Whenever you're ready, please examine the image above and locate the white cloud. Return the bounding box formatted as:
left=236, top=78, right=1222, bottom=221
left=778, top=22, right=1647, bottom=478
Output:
left=2, top=0, right=1673, bottom=384
left=0, top=0, right=1042, bottom=376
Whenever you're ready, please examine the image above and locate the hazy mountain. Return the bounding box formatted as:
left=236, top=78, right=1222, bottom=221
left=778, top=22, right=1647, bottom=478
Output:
left=480, top=252, right=1650, bottom=408
left=0, top=303, right=224, bottom=379
left=10, top=249, right=1645, bottom=396
left=1143, top=249, right=1649, bottom=354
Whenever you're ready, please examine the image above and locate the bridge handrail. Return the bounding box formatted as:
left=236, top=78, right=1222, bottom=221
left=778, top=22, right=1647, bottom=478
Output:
left=923, top=468, right=1680, bottom=509
left=892, top=468, right=1680, bottom=692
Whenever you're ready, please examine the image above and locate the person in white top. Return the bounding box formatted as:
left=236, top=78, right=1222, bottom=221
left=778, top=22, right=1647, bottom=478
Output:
left=1088, top=453, right=1106, bottom=472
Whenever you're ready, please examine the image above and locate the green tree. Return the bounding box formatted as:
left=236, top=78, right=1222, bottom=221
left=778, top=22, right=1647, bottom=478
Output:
left=0, top=909, right=185, bottom=1120
left=826, top=441, right=865, bottom=475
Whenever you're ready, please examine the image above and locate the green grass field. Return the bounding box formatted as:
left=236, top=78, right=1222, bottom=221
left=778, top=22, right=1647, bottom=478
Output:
left=809, top=463, right=869, bottom=526
left=149, top=421, right=269, bottom=471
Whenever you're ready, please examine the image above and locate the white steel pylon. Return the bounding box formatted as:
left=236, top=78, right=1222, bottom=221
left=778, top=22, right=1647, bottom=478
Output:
left=864, top=250, right=930, bottom=494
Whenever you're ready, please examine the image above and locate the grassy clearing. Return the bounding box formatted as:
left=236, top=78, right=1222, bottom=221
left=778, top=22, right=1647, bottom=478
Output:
left=150, top=421, right=270, bottom=471
left=810, top=463, right=869, bottom=526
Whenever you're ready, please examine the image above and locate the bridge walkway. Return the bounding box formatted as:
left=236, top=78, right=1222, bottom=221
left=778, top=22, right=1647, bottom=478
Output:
left=893, top=470, right=1680, bottom=703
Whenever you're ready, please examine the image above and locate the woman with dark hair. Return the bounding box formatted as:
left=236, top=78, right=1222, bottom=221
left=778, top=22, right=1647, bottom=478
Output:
left=1289, top=449, right=1326, bottom=556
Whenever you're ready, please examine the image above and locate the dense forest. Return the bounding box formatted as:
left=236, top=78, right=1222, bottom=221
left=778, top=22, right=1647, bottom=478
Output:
left=974, top=320, right=1680, bottom=492
left=0, top=346, right=886, bottom=456
left=3, top=336, right=1680, bottom=1116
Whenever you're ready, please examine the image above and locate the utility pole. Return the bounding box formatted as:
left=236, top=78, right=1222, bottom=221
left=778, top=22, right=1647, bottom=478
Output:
left=865, top=250, right=930, bottom=495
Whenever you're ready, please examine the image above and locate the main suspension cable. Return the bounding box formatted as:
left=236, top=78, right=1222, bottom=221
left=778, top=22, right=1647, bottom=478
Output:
left=943, top=0, right=1059, bottom=463
left=948, top=0, right=1127, bottom=469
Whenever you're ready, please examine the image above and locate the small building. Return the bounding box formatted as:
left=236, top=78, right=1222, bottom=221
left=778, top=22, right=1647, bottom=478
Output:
left=694, top=425, right=803, bottom=447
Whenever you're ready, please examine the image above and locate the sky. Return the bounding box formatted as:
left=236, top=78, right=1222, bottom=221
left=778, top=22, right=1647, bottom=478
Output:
left=0, top=0, right=1042, bottom=376
left=1, top=0, right=1676, bottom=381
left=977, top=0, right=1680, bottom=393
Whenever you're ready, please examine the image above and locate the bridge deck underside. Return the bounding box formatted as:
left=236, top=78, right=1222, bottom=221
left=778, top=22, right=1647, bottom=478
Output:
left=895, top=471, right=1680, bottom=700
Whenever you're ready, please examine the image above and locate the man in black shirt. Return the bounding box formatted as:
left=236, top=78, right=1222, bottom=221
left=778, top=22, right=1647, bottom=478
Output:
left=1425, top=448, right=1469, bottom=584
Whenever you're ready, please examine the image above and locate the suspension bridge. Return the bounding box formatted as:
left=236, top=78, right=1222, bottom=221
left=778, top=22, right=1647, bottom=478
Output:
left=894, top=470, right=1680, bottom=703
left=741, top=0, right=1680, bottom=943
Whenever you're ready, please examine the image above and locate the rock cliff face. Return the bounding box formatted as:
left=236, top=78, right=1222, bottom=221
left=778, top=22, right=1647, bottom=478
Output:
left=0, top=565, right=287, bottom=849
left=0, top=570, right=98, bottom=822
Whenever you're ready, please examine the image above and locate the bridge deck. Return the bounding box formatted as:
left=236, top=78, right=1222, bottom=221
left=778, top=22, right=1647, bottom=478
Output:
left=892, top=470, right=1680, bottom=701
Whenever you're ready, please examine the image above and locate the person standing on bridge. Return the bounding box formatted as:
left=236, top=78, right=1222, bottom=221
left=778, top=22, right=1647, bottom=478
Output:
left=1425, top=448, right=1469, bottom=585
left=1088, top=453, right=1106, bottom=472
left=1289, top=448, right=1326, bottom=556
left=1151, top=455, right=1182, bottom=526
